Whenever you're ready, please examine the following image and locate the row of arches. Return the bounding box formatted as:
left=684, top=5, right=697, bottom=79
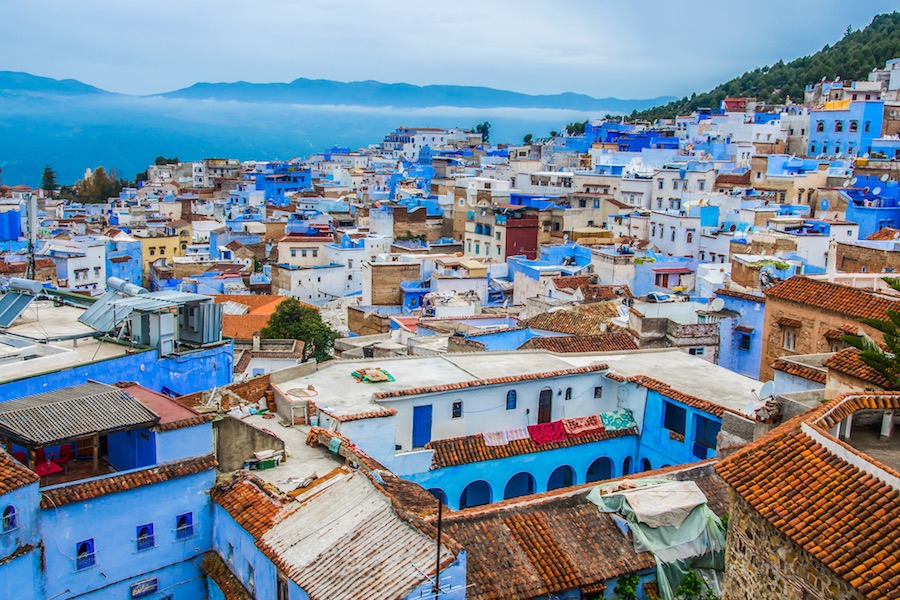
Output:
left=430, top=456, right=662, bottom=509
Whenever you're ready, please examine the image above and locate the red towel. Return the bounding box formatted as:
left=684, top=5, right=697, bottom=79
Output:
left=527, top=421, right=565, bottom=446
left=563, top=415, right=605, bottom=438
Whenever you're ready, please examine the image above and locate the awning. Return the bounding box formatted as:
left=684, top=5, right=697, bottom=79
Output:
left=778, top=317, right=802, bottom=328
left=652, top=267, right=693, bottom=275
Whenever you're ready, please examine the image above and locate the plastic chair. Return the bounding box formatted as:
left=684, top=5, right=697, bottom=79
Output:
left=12, top=451, right=26, bottom=465
left=35, top=448, right=46, bottom=462
left=53, top=444, right=74, bottom=473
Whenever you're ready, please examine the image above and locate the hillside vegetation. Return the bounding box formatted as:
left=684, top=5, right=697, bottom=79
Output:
left=633, top=12, right=900, bottom=120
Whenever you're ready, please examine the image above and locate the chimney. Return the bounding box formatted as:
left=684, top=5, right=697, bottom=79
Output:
left=826, top=240, right=837, bottom=282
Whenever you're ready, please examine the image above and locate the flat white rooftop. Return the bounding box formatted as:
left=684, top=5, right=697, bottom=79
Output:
left=272, top=349, right=760, bottom=420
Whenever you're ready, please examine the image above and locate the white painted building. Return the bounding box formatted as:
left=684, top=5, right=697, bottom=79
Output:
left=36, top=238, right=107, bottom=292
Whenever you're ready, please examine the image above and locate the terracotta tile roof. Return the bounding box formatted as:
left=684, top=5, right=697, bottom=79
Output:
left=426, top=425, right=637, bottom=469
left=824, top=323, right=859, bottom=340
left=440, top=462, right=728, bottom=600
left=764, top=276, right=899, bottom=322
left=222, top=314, right=273, bottom=339
left=715, top=288, right=766, bottom=304
left=40, top=454, right=217, bottom=508
left=0, top=450, right=39, bottom=495
left=867, top=227, right=900, bottom=241
left=715, top=392, right=900, bottom=600
left=644, top=580, right=661, bottom=599
left=517, top=333, right=638, bottom=353
left=715, top=171, right=751, bottom=186
left=319, top=405, right=398, bottom=422
left=823, top=348, right=892, bottom=388
left=551, top=275, right=593, bottom=291
left=201, top=552, right=253, bottom=600
left=620, top=374, right=737, bottom=418
left=108, top=255, right=132, bottom=263
left=734, top=325, right=754, bottom=333
left=771, top=359, right=827, bottom=384
left=373, top=364, right=609, bottom=400
left=777, top=316, right=802, bottom=328
left=524, top=309, right=615, bottom=335
left=210, top=473, right=292, bottom=539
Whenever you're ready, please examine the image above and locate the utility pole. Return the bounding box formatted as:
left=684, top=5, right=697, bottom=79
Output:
left=24, top=192, right=37, bottom=280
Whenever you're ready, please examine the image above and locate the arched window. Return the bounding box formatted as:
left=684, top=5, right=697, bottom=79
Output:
left=547, top=465, right=576, bottom=491
left=671, top=229, right=676, bottom=242
left=76, top=539, right=95, bottom=570
left=136, top=524, right=155, bottom=552
left=586, top=458, right=613, bottom=483
left=427, top=488, right=447, bottom=505
left=651, top=224, right=656, bottom=237
left=815, top=121, right=824, bottom=133
left=459, top=480, right=492, bottom=509
left=686, top=232, right=693, bottom=243
left=504, top=472, right=536, bottom=499
left=834, top=121, right=843, bottom=133
left=864, top=121, right=871, bottom=133
left=176, top=513, right=194, bottom=539
left=506, top=390, right=517, bottom=410
left=564, top=387, right=572, bottom=401
left=1, top=506, right=16, bottom=532
left=640, top=458, right=652, bottom=472
left=623, top=457, right=632, bottom=476
left=849, top=120, right=858, bottom=133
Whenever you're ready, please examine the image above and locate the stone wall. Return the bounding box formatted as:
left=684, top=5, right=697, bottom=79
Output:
left=836, top=241, right=900, bottom=274
left=178, top=374, right=272, bottom=411
left=723, top=492, right=863, bottom=600
left=214, top=416, right=286, bottom=471
left=369, top=263, right=422, bottom=305
left=347, top=306, right=394, bottom=336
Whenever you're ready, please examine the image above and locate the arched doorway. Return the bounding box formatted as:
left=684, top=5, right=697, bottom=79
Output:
left=459, top=480, right=492, bottom=509
left=538, top=388, right=553, bottom=423
left=547, top=465, right=575, bottom=491
left=586, top=457, right=613, bottom=483
left=640, top=458, right=651, bottom=472
left=504, top=472, right=536, bottom=499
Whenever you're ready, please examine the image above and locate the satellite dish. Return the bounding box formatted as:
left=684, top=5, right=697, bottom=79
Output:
left=881, top=174, right=890, bottom=182
left=873, top=187, right=882, bottom=196
left=759, top=380, right=775, bottom=400
left=842, top=179, right=851, bottom=188
left=820, top=198, right=830, bottom=211
left=616, top=304, right=630, bottom=318
left=709, top=298, right=725, bottom=312
left=850, top=177, right=858, bottom=186
left=743, top=400, right=762, bottom=416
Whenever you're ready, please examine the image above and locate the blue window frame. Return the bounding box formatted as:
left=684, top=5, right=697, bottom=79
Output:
left=506, top=390, right=517, bottom=410
left=176, top=513, right=194, bottom=539
left=1, top=505, right=16, bottom=532
left=738, top=332, right=751, bottom=351
left=76, top=539, right=95, bottom=570
left=452, top=401, right=463, bottom=419
left=663, top=401, right=686, bottom=435
left=136, top=524, right=155, bottom=551
left=695, top=416, right=720, bottom=449
left=565, top=387, right=572, bottom=401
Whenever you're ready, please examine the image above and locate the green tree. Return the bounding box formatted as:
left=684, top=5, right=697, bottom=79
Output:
left=41, top=166, right=58, bottom=193
left=74, top=166, right=130, bottom=203
left=475, top=121, right=491, bottom=143
left=842, top=276, right=900, bottom=388
left=564, top=120, right=588, bottom=135
left=154, top=156, right=180, bottom=166
left=612, top=572, right=639, bottom=600
left=261, top=298, right=338, bottom=363
left=674, top=571, right=717, bottom=600
left=523, top=133, right=533, bottom=145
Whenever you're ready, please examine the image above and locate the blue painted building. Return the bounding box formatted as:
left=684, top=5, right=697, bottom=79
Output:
left=715, top=289, right=766, bottom=380
left=0, top=383, right=216, bottom=600
left=808, top=100, right=884, bottom=157
left=254, top=163, right=313, bottom=203
left=843, top=176, right=900, bottom=239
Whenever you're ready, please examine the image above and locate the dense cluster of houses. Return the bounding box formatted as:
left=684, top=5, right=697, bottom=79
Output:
left=1, top=59, right=900, bottom=600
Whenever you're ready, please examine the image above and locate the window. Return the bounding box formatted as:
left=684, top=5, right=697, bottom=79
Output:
left=226, top=542, right=235, bottom=564
left=663, top=401, right=686, bottom=435
left=698, top=180, right=705, bottom=191
left=452, top=401, right=463, bottom=418
left=506, top=390, right=517, bottom=410
left=686, top=231, right=693, bottom=243
left=651, top=224, right=656, bottom=237
left=136, top=524, right=155, bottom=552
left=783, top=328, right=797, bottom=351
left=176, top=512, right=194, bottom=539
left=830, top=340, right=845, bottom=353
left=689, top=347, right=705, bottom=356
left=1, top=506, right=16, bottom=532
left=246, top=561, right=256, bottom=593
left=810, top=144, right=816, bottom=154
left=816, top=121, right=824, bottom=133
left=738, top=333, right=751, bottom=351
left=565, top=387, right=572, bottom=401
left=593, top=386, right=603, bottom=399
left=76, top=539, right=95, bottom=570
left=159, top=247, right=165, bottom=255
left=849, top=120, right=858, bottom=133
left=312, top=249, right=318, bottom=258
left=348, top=259, right=353, bottom=268
left=658, top=180, right=664, bottom=190
left=277, top=572, right=290, bottom=600
left=672, top=180, right=678, bottom=190
left=291, top=248, right=298, bottom=257
left=149, top=248, right=155, bottom=256
left=671, top=228, right=676, bottom=242
left=695, top=416, right=720, bottom=449
left=864, top=121, right=871, bottom=133
left=593, top=200, right=600, bottom=209
left=835, top=121, right=843, bottom=133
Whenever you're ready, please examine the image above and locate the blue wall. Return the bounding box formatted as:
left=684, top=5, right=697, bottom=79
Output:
left=0, top=342, right=234, bottom=401
left=716, top=293, right=765, bottom=380
left=637, top=391, right=721, bottom=470
left=404, top=435, right=638, bottom=510
left=808, top=101, right=884, bottom=157
left=41, top=469, right=215, bottom=600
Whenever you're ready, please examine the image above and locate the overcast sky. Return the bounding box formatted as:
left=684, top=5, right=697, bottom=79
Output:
left=3, top=1, right=896, bottom=98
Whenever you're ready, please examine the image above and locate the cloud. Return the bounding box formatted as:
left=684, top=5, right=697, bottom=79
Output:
left=0, top=0, right=895, bottom=98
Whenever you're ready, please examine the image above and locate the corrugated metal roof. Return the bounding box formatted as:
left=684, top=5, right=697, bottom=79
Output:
left=258, top=472, right=450, bottom=599
left=0, top=382, right=159, bottom=445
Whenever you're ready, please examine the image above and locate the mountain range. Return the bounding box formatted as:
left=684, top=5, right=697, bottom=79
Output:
left=0, top=72, right=672, bottom=185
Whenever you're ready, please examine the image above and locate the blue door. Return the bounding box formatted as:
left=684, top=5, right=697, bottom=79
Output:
left=412, top=405, right=433, bottom=448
